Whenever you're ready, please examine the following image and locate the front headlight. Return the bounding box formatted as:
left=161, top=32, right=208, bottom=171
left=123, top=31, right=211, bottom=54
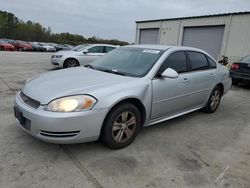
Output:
left=45, top=95, right=97, bottom=112
left=52, top=55, right=63, bottom=58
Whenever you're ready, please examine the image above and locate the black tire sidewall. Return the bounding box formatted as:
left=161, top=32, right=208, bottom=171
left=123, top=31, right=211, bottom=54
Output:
left=206, top=86, right=222, bottom=113
left=102, top=103, right=141, bottom=149
left=64, top=59, right=79, bottom=68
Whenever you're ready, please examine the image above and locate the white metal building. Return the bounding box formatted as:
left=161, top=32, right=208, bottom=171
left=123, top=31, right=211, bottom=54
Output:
left=135, top=12, right=250, bottom=61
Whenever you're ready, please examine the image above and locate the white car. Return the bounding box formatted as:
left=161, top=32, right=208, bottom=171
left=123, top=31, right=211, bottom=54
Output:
left=39, top=43, right=56, bottom=52
left=51, top=44, right=117, bottom=68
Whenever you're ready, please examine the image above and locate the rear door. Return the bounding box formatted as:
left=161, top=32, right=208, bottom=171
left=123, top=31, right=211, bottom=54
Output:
left=186, top=51, right=216, bottom=106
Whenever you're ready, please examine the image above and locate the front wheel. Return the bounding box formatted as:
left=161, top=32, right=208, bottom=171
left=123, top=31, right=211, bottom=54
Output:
left=64, top=59, right=80, bottom=68
left=203, top=86, right=222, bottom=113
left=101, top=103, right=141, bottom=149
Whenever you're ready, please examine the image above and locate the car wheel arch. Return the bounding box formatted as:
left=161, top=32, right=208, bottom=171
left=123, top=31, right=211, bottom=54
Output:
left=216, top=83, right=224, bottom=95
left=100, top=97, right=147, bottom=135
left=63, top=58, right=80, bottom=68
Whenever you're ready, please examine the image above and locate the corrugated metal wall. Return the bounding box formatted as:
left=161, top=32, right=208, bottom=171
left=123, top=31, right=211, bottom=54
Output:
left=136, top=13, right=250, bottom=62
left=226, top=14, right=250, bottom=62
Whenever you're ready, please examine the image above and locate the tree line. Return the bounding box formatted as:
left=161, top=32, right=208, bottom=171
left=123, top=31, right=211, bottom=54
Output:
left=0, top=10, right=129, bottom=46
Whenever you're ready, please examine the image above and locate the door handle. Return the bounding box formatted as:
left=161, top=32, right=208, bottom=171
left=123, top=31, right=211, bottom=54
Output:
left=182, top=78, right=190, bottom=84
left=209, top=73, right=215, bottom=78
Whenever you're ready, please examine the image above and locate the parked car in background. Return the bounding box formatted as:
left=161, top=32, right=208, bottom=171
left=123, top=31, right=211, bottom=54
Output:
left=30, top=42, right=45, bottom=52
left=48, top=43, right=71, bottom=51
left=11, top=40, right=33, bottom=51
left=230, top=55, right=250, bottom=84
left=64, top=44, right=73, bottom=50
left=14, top=45, right=231, bottom=149
left=51, top=44, right=117, bottom=68
left=39, top=43, right=56, bottom=52
left=0, top=39, right=15, bottom=51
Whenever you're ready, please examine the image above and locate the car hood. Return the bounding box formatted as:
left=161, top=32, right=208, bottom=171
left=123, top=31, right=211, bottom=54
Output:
left=22, top=67, right=137, bottom=104
left=44, top=45, right=54, bottom=48
left=53, top=50, right=80, bottom=56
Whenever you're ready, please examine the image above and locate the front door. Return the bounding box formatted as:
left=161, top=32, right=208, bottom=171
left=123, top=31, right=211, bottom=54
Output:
left=81, top=46, right=105, bottom=65
left=151, top=51, right=191, bottom=119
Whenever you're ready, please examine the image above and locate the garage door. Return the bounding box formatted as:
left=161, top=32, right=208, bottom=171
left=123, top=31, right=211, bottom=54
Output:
left=182, top=26, right=225, bottom=59
left=139, top=29, right=159, bottom=44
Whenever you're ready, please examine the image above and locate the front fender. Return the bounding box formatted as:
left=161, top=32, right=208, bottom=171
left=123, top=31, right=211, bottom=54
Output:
left=92, top=82, right=152, bottom=121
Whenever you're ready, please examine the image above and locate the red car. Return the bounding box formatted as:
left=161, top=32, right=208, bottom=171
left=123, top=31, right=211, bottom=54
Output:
left=0, top=39, right=15, bottom=51
left=11, top=40, right=33, bottom=51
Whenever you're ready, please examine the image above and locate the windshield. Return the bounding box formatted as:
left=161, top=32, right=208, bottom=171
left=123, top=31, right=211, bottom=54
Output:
left=91, top=47, right=165, bottom=77
left=240, top=55, right=250, bottom=63
left=72, top=44, right=90, bottom=51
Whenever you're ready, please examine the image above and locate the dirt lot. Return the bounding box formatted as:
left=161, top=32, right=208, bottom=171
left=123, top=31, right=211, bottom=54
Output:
left=0, top=51, right=250, bottom=188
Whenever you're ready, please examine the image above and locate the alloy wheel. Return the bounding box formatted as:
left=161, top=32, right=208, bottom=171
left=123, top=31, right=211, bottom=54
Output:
left=67, top=59, right=79, bottom=68
left=210, top=89, right=220, bottom=110
left=112, top=111, right=137, bottom=144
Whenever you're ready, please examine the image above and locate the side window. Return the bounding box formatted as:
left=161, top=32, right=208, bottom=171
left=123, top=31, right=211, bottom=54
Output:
left=188, top=52, right=209, bottom=71
left=158, top=51, right=188, bottom=75
left=207, top=56, right=217, bottom=69
left=103, top=46, right=115, bottom=53
left=88, top=46, right=103, bottom=53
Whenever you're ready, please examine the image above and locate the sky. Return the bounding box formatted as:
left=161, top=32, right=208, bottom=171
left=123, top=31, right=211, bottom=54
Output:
left=1, top=0, right=250, bottom=42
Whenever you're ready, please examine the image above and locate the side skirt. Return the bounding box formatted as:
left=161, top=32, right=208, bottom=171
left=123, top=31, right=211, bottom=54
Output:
left=146, top=106, right=203, bottom=127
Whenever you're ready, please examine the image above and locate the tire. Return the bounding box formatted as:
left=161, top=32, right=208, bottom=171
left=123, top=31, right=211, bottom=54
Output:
left=232, top=78, right=239, bottom=85
left=101, top=103, right=141, bottom=149
left=64, top=59, right=80, bottom=68
left=203, top=86, right=222, bottom=113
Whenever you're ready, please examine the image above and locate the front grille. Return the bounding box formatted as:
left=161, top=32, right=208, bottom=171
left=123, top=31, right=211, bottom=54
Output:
left=40, top=130, right=80, bottom=138
left=20, top=91, right=40, bottom=109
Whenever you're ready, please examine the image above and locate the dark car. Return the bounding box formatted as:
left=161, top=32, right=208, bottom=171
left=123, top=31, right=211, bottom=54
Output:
left=31, top=42, right=45, bottom=52
left=48, top=43, right=71, bottom=51
left=0, top=39, right=15, bottom=51
left=11, top=40, right=33, bottom=51
left=230, top=55, right=250, bottom=85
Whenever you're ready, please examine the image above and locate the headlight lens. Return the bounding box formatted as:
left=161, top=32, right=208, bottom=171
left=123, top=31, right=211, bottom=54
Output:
left=46, top=95, right=97, bottom=112
left=52, top=55, right=63, bottom=58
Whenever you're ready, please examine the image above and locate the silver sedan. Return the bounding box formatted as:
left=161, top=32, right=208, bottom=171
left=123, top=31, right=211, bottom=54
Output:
left=14, top=45, right=231, bottom=149
left=51, top=44, right=117, bottom=68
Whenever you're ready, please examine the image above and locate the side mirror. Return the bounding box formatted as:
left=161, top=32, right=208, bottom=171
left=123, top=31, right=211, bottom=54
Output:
left=82, top=49, right=88, bottom=54
left=161, top=68, right=179, bottom=79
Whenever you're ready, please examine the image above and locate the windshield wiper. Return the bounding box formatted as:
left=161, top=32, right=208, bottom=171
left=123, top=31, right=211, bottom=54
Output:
left=102, top=69, right=126, bottom=76
left=84, top=64, right=95, bottom=69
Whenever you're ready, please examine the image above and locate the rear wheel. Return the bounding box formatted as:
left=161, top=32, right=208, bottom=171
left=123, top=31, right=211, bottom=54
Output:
left=101, top=103, right=141, bottom=149
left=203, top=86, right=222, bottom=113
left=64, top=59, right=80, bottom=68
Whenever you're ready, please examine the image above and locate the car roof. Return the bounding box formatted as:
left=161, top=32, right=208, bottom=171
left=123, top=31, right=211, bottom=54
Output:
left=125, top=44, right=174, bottom=50
left=90, top=44, right=118, bottom=47
left=124, top=44, right=206, bottom=52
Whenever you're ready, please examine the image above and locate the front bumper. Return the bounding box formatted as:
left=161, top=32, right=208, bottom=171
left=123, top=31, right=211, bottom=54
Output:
left=51, top=58, right=64, bottom=68
left=14, top=92, right=108, bottom=144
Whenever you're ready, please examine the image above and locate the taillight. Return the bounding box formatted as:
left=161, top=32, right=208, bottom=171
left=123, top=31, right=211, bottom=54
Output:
left=231, top=63, right=239, bottom=70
